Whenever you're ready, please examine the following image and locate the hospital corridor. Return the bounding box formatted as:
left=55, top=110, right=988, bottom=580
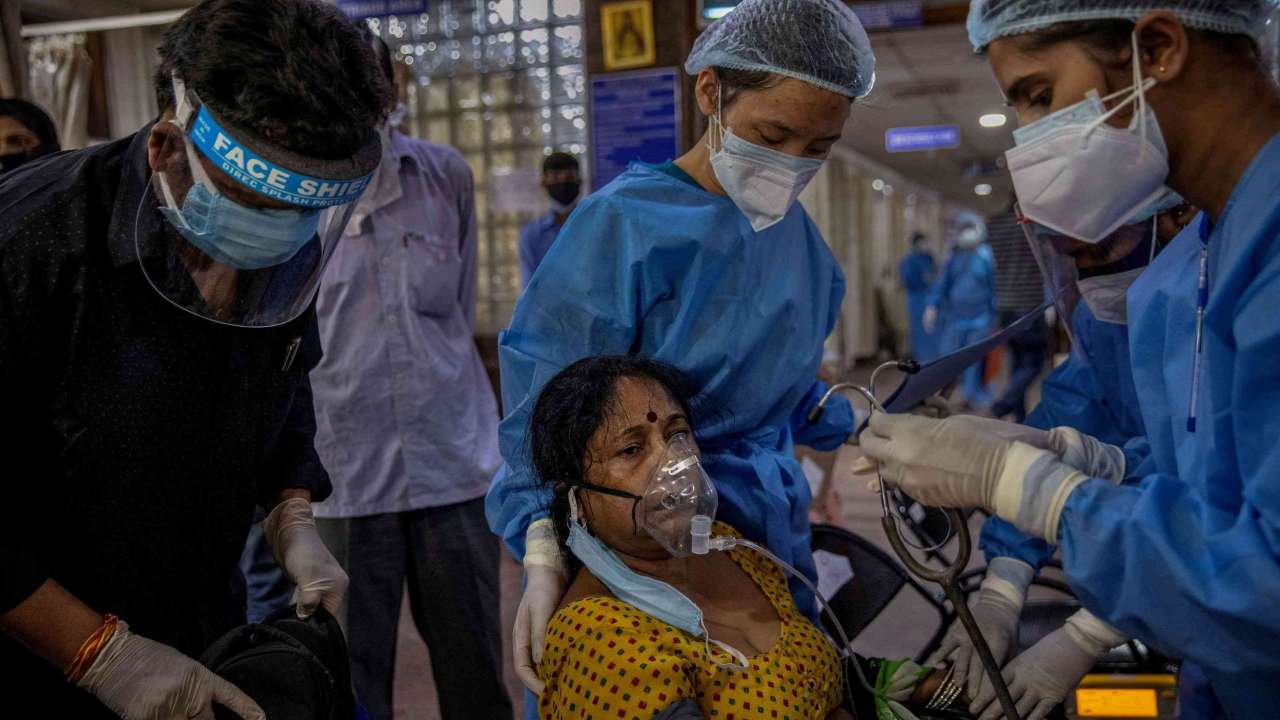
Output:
left=1, top=1, right=1278, bottom=720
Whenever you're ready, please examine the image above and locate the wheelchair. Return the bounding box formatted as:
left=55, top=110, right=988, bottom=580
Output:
left=810, top=518, right=1177, bottom=720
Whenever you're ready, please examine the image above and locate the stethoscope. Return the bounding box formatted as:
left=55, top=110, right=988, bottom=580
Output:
left=809, top=360, right=1023, bottom=720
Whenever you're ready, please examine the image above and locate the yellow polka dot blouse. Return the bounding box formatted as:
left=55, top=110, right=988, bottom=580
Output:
left=538, top=523, right=844, bottom=720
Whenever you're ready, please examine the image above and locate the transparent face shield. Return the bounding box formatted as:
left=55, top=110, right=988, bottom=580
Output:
left=138, top=76, right=381, bottom=328
left=1019, top=206, right=1156, bottom=346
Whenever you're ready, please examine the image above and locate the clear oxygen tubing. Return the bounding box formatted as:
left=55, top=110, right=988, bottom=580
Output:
left=806, top=362, right=1023, bottom=720
left=689, top=516, right=875, bottom=715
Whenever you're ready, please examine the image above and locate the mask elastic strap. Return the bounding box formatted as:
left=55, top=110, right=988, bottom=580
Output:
left=706, top=83, right=727, bottom=155
left=1082, top=77, right=1155, bottom=138
left=1150, top=213, right=1160, bottom=264
left=1132, top=31, right=1148, bottom=161
left=699, top=619, right=750, bottom=673
left=1082, top=34, right=1156, bottom=151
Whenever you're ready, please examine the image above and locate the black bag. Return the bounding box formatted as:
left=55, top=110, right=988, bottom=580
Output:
left=201, top=606, right=356, bottom=720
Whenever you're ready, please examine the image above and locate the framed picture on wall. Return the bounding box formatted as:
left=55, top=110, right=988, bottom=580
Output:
left=601, top=0, right=656, bottom=71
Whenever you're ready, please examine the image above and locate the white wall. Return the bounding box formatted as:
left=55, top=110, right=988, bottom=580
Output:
left=801, top=145, right=979, bottom=370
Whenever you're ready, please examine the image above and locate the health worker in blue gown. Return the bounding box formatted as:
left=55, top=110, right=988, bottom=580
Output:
left=925, top=221, right=996, bottom=408
left=860, top=4, right=1280, bottom=718
left=899, top=232, right=939, bottom=361
left=484, top=0, right=877, bottom=701
left=933, top=218, right=1178, bottom=718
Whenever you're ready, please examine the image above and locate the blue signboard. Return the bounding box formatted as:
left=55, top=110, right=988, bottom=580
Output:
left=590, top=67, right=681, bottom=191
left=850, top=1, right=924, bottom=30
left=337, top=0, right=427, bottom=21
left=885, top=124, right=961, bottom=153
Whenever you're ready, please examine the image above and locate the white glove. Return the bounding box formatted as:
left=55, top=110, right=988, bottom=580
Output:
left=1046, top=426, right=1125, bottom=484
left=514, top=518, right=568, bottom=695
left=263, top=497, right=349, bottom=619
left=854, top=417, right=1124, bottom=485
left=860, top=413, right=1090, bottom=543
left=77, top=621, right=265, bottom=720
left=923, top=306, right=939, bottom=334
left=972, top=609, right=1127, bottom=720
left=928, top=557, right=1035, bottom=699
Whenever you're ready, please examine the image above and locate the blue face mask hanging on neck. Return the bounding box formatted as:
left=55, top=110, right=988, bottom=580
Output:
left=563, top=490, right=750, bottom=671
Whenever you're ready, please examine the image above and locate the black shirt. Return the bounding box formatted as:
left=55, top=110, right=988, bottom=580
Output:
left=0, top=127, right=330, bottom=713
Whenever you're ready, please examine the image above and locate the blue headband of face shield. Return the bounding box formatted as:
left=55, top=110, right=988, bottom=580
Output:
left=157, top=78, right=371, bottom=271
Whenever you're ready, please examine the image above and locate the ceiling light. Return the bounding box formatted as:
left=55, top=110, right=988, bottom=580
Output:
left=974, top=183, right=993, bottom=196
left=872, top=178, right=885, bottom=191
left=979, top=113, right=1007, bottom=128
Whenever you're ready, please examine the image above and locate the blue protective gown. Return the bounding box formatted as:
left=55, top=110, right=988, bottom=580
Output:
left=979, top=301, right=1148, bottom=568
left=485, top=162, right=855, bottom=618
left=899, top=250, right=938, bottom=361
left=927, top=247, right=996, bottom=405
left=1056, top=134, right=1280, bottom=715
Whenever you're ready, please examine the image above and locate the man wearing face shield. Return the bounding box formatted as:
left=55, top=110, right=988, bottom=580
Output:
left=859, top=2, right=1280, bottom=717
left=486, top=0, right=875, bottom=703
left=0, top=1, right=388, bottom=717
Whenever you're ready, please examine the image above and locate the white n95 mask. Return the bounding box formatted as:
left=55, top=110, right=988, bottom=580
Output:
left=1006, top=33, right=1170, bottom=244
left=708, top=87, right=822, bottom=232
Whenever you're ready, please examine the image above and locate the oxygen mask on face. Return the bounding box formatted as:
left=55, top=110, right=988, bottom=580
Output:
left=637, top=433, right=718, bottom=558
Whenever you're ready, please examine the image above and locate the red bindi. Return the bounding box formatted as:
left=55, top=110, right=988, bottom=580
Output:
left=646, top=411, right=658, bottom=423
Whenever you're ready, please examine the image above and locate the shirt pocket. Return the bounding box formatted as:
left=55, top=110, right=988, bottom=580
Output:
left=400, top=229, right=461, bottom=318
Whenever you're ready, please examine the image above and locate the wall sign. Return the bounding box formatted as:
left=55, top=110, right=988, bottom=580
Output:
left=337, top=0, right=427, bottom=21
left=589, top=67, right=680, bottom=190
left=885, top=124, right=960, bottom=153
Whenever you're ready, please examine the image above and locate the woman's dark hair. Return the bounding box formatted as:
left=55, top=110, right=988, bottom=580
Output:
left=713, top=66, right=779, bottom=106
left=1014, top=18, right=1260, bottom=67
left=153, top=0, right=392, bottom=159
left=528, top=356, right=699, bottom=572
left=0, top=98, right=59, bottom=155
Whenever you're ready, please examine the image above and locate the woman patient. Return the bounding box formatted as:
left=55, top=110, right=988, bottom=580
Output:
left=529, top=356, right=967, bottom=719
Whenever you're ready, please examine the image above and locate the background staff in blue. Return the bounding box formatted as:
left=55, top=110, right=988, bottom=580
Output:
left=861, top=3, right=1280, bottom=717
left=485, top=0, right=875, bottom=701
left=925, top=219, right=996, bottom=409
left=899, top=232, right=938, bottom=361
left=518, top=152, right=581, bottom=287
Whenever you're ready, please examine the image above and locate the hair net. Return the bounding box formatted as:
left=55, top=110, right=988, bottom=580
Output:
left=968, top=0, right=1280, bottom=51
left=684, top=0, right=876, bottom=99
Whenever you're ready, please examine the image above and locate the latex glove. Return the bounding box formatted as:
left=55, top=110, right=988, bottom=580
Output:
left=263, top=497, right=349, bottom=619
left=928, top=557, right=1035, bottom=699
left=972, top=609, right=1127, bottom=720
left=860, top=413, right=1089, bottom=542
left=923, top=306, right=939, bottom=334
left=854, top=417, right=1122, bottom=484
left=514, top=518, right=568, bottom=695
left=77, top=620, right=265, bottom=720
left=1046, top=426, right=1125, bottom=484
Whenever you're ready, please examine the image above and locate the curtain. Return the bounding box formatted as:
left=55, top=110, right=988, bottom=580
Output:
left=0, top=0, right=25, bottom=98
left=27, top=33, right=92, bottom=149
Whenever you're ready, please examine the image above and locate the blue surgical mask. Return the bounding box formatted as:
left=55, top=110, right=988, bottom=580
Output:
left=161, top=178, right=321, bottom=271
left=563, top=490, right=749, bottom=671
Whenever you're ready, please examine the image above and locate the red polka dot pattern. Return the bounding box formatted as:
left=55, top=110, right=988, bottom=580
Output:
left=537, top=524, right=842, bottom=719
